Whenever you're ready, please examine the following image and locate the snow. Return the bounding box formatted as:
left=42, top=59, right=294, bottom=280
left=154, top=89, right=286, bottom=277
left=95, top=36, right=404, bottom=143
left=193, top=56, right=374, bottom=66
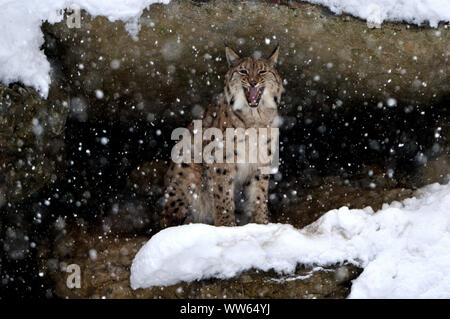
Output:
left=304, top=0, right=450, bottom=27
left=0, top=1, right=448, bottom=96
left=0, top=0, right=170, bottom=97
left=130, top=179, right=450, bottom=298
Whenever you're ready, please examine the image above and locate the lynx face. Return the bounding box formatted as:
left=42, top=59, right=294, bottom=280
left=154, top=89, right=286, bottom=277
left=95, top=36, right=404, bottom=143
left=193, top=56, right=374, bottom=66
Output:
left=224, top=45, right=283, bottom=112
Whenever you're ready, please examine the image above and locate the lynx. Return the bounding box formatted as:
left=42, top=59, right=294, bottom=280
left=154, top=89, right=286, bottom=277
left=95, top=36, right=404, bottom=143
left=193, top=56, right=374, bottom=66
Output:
left=160, top=44, right=283, bottom=228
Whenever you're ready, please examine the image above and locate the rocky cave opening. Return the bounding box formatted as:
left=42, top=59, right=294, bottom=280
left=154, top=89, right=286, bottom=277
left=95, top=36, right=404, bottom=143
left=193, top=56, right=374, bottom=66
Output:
left=0, top=0, right=448, bottom=299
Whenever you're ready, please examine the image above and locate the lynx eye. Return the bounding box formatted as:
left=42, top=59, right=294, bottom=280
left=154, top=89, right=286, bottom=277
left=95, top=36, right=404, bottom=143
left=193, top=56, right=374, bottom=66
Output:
left=259, top=70, right=267, bottom=74
left=239, top=69, right=248, bottom=75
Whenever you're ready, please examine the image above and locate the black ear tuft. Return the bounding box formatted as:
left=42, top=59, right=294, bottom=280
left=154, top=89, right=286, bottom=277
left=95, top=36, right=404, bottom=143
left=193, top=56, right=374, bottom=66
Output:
left=267, top=40, right=280, bottom=66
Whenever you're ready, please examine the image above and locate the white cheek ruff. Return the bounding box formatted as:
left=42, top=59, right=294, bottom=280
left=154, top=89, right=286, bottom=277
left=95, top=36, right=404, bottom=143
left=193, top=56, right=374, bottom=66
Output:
left=232, top=92, right=248, bottom=111
left=260, top=89, right=278, bottom=109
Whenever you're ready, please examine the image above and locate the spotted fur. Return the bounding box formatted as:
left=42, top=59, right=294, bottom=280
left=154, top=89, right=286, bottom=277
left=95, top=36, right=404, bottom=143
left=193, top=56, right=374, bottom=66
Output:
left=160, top=44, right=283, bottom=228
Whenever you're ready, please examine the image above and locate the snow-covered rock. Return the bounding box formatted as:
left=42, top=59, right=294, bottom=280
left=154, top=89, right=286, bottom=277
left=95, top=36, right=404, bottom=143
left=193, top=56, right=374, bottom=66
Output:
left=0, top=0, right=448, bottom=101
left=0, top=0, right=169, bottom=97
left=307, top=0, right=450, bottom=27
left=131, top=180, right=450, bottom=298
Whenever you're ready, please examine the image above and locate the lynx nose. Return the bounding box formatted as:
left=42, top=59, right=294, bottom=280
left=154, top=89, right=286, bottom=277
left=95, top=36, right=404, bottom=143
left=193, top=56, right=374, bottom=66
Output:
left=249, top=81, right=258, bottom=88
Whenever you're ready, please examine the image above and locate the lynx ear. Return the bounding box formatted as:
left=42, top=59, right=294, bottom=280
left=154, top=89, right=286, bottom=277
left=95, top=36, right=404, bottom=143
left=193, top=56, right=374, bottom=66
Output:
left=224, top=44, right=240, bottom=67
left=267, top=42, right=280, bottom=66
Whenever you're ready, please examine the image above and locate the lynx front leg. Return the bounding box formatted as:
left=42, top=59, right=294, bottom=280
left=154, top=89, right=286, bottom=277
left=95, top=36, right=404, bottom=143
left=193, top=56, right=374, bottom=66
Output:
left=160, top=163, right=200, bottom=228
left=160, top=184, right=193, bottom=228
left=245, top=174, right=270, bottom=224
left=211, top=166, right=236, bottom=226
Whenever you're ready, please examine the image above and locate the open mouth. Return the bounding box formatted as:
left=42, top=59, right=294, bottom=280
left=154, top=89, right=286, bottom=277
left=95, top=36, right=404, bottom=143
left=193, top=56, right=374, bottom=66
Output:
left=244, top=86, right=264, bottom=107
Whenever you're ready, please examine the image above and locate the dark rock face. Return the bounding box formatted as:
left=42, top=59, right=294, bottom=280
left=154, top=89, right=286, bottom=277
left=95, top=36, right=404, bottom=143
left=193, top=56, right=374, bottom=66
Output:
left=0, top=84, right=68, bottom=204
left=42, top=0, right=449, bottom=125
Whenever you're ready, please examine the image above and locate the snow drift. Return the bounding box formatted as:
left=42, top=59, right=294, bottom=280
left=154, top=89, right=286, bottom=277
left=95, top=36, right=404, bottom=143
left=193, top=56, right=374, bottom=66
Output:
left=0, top=0, right=169, bottom=97
left=307, top=0, right=450, bottom=27
left=131, top=180, right=450, bottom=298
